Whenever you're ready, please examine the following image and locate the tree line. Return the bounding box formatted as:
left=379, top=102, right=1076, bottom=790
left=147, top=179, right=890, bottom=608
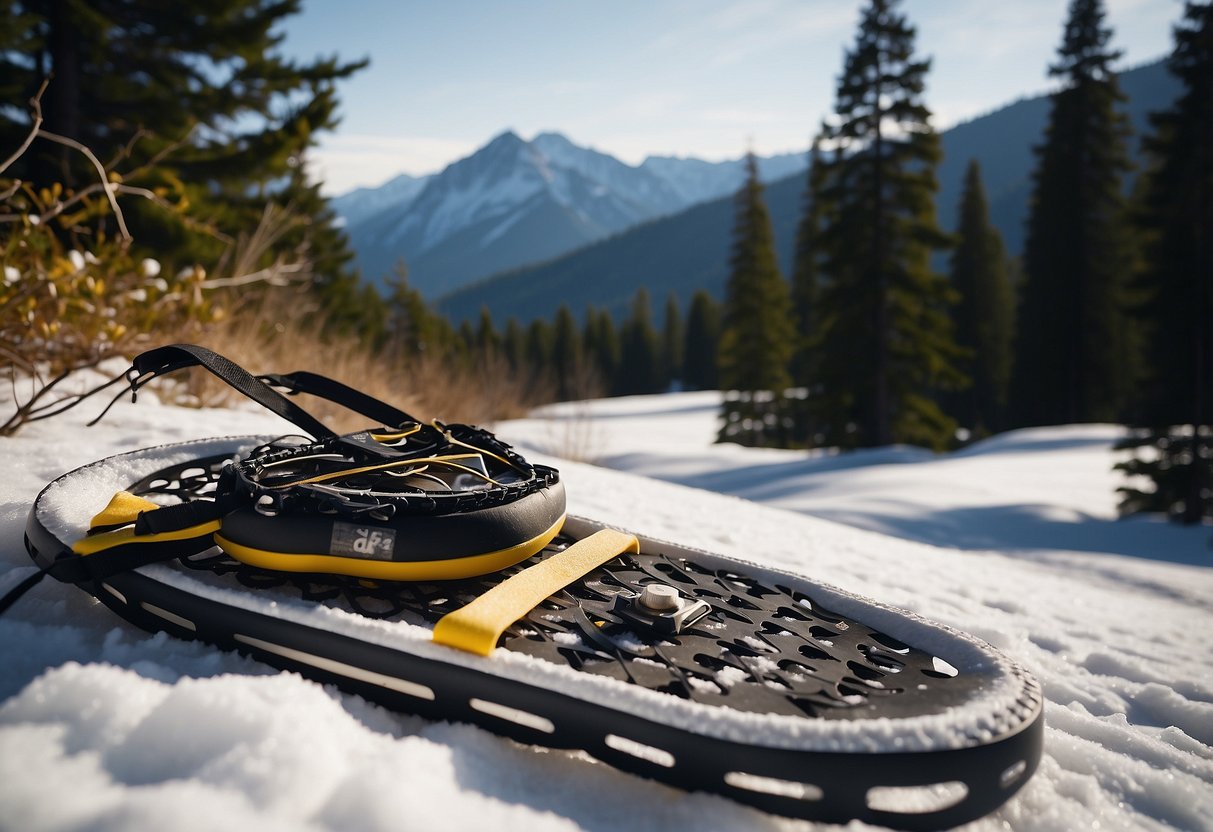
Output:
left=349, top=266, right=726, bottom=404
left=713, top=0, right=1211, bottom=525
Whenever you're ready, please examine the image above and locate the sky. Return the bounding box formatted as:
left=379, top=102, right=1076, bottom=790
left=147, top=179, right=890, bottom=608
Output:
left=283, top=0, right=1183, bottom=196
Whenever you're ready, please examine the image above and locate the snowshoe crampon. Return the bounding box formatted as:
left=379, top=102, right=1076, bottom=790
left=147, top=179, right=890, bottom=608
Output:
left=21, top=346, right=1043, bottom=830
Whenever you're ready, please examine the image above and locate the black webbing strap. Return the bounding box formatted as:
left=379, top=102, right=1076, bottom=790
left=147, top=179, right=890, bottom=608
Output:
left=132, top=345, right=337, bottom=440
left=0, top=570, right=48, bottom=616
left=259, top=371, right=418, bottom=429
left=48, top=498, right=229, bottom=586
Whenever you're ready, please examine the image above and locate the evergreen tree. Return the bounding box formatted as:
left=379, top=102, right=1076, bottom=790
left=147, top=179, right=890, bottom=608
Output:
left=1010, top=0, right=1135, bottom=426
left=660, top=293, right=684, bottom=391
left=682, top=290, right=721, bottom=390
left=525, top=318, right=555, bottom=388
left=0, top=0, right=365, bottom=285
left=552, top=304, right=582, bottom=400
left=502, top=317, right=526, bottom=374
left=790, top=135, right=827, bottom=389
left=718, top=153, right=794, bottom=393
left=717, top=153, right=795, bottom=446
left=1116, top=2, right=1213, bottom=524
left=476, top=306, right=501, bottom=359
left=583, top=306, right=620, bottom=394
left=383, top=264, right=437, bottom=358
left=809, top=0, right=962, bottom=451
left=616, top=288, right=661, bottom=395
left=457, top=320, right=477, bottom=367
left=949, top=160, right=1015, bottom=436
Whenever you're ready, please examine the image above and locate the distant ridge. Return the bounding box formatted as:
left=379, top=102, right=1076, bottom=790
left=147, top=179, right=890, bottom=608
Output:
left=438, top=58, right=1177, bottom=326
left=336, top=131, right=805, bottom=297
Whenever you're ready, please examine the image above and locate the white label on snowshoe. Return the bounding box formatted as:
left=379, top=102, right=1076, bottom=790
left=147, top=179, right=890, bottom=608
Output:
left=330, top=522, right=396, bottom=560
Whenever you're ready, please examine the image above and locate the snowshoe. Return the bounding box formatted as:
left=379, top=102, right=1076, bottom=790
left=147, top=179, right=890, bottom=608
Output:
left=20, top=345, right=1043, bottom=830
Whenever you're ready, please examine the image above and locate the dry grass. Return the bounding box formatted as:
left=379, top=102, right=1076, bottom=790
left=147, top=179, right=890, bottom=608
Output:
left=153, top=287, right=540, bottom=433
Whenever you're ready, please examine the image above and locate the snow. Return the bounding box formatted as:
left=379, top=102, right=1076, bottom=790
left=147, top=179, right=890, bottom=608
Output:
left=2, top=388, right=1212, bottom=831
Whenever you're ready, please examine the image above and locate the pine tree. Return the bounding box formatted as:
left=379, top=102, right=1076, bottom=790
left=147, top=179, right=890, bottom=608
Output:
left=809, top=0, right=963, bottom=451
left=525, top=319, right=555, bottom=391
left=616, top=288, right=661, bottom=396
left=502, top=317, right=526, bottom=375
left=552, top=304, right=582, bottom=400
left=717, top=153, right=795, bottom=446
left=476, top=307, right=501, bottom=359
left=0, top=0, right=365, bottom=285
left=660, top=293, right=684, bottom=391
left=583, top=307, right=620, bottom=395
left=790, top=135, right=827, bottom=389
left=683, top=290, right=721, bottom=391
left=718, top=153, right=794, bottom=393
left=949, top=160, right=1015, bottom=436
left=1116, top=1, right=1213, bottom=524
left=383, top=264, right=437, bottom=358
left=1010, top=0, right=1135, bottom=427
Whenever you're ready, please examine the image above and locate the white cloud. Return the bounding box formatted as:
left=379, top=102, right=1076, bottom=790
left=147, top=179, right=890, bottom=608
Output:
left=307, top=134, right=477, bottom=196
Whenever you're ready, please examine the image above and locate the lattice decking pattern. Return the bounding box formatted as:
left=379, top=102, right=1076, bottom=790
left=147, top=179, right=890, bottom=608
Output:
left=138, top=454, right=980, bottom=722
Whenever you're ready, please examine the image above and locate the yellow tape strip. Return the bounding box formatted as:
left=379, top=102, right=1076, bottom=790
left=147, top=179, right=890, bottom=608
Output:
left=432, top=528, right=640, bottom=656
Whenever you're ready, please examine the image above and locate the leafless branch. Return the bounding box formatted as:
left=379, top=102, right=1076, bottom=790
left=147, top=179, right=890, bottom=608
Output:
left=36, top=129, right=131, bottom=244
left=0, top=79, right=48, bottom=176
left=200, top=260, right=309, bottom=289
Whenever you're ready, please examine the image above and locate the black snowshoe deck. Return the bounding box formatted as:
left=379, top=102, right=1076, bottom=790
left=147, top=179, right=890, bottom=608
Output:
left=25, top=436, right=1044, bottom=830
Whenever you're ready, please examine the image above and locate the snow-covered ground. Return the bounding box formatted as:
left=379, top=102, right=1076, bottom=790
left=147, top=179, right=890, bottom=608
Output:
left=1, top=388, right=1211, bottom=831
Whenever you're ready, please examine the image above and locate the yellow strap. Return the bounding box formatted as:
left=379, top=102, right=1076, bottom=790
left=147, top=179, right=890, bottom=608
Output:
left=432, top=529, right=640, bottom=656
left=89, top=491, right=161, bottom=530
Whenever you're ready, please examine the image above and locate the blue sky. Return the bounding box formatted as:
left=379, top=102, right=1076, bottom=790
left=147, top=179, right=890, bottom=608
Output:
left=284, top=0, right=1182, bottom=195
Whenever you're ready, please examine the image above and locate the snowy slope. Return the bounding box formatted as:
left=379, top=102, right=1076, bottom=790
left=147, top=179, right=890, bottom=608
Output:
left=1, top=389, right=1211, bottom=831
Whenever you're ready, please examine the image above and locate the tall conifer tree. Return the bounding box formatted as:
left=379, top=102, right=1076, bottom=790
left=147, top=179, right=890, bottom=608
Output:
left=552, top=304, right=582, bottom=401
left=791, top=135, right=827, bottom=390
left=683, top=291, right=721, bottom=391
left=949, top=160, right=1015, bottom=436
left=1116, top=2, right=1213, bottom=524
left=525, top=319, right=555, bottom=385
left=717, top=153, right=794, bottom=445
left=617, top=288, right=661, bottom=395
left=809, top=0, right=962, bottom=451
left=660, top=294, right=684, bottom=391
left=1010, top=0, right=1135, bottom=426
left=476, top=307, right=501, bottom=358
left=502, top=318, right=526, bottom=374
left=582, top=307, right=620, bottom=395
left=718, top=153, right=793, bottom=393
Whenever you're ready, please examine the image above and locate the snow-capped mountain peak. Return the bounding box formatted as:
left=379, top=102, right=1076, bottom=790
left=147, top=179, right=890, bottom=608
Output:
left=338, top=131, right=807, bottom=296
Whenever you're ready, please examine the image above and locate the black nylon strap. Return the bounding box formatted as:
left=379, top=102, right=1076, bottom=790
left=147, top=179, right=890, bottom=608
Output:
left=51, top=534, right=220, bottom=584
left=132, top=345, right=337, bottom=439
left=44, top=500, right=228, bottom=586
left=134, top=499, right=225, bottom=535
left=0, top=569, right=48, bottom=615
left=260, top=371, right=418, bottom=428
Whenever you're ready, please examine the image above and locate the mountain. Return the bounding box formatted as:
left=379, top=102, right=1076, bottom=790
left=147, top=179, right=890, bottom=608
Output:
left=336, top=132, right=806, bottom=296
left=438, top=59, right=1179, bottom=326
left=331, top=172, right=432, bottom=228
left=639, top=152, right=809, bottom=206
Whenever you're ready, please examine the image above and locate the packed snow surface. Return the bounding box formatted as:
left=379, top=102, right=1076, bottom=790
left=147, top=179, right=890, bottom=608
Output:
left=2, top=388, right=1212, bottom=831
